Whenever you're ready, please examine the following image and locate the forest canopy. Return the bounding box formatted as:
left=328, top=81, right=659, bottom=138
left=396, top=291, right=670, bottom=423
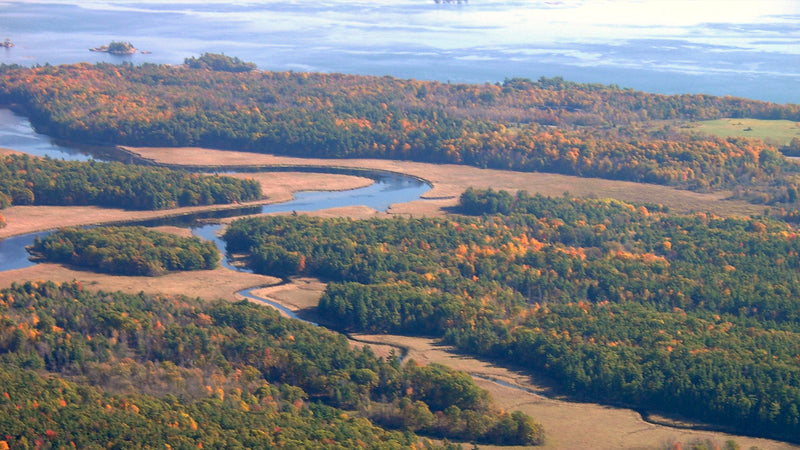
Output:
left=223, top=191, right=800, bottom=443
left=184, top=53, right=257, bottom=72
left=2, top=62, right=800, bottom=209
left=0, top=153, right=261, bottom=211
left=28, top=226, right=220, bottom=276
left=0, top=281, right=544, bottom=447
left=5, top=58, right=800, bottom=446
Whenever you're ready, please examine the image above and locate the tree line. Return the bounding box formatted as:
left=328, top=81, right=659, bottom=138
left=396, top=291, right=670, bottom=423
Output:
left=223, top=191, right=800, bottom=443
left=2, top=59, right=800, bottom=207
left=0, top=281, right=544, bottom=447
left=28, top=226, right=220, bottom=276
left=0, top=153, right=261, bottom=211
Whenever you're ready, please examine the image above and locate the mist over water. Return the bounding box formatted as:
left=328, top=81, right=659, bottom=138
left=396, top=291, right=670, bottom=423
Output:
left=1, top=0, right=799, bottom=103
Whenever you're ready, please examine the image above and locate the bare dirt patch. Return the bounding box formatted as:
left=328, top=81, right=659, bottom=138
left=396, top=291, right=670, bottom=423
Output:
left=150, top=225, right=193, bottom=238
left=248, top=277, right=327, bottom=311
left=302, top=205, right=385, bottom=220
left=388, top=198, right=453, bottom=217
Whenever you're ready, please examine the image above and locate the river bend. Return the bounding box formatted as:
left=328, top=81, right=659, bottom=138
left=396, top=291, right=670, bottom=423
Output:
left=0, top=109, right=430, bottom=277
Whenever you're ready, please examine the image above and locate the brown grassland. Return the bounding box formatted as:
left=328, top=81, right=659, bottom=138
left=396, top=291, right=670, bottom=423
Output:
left=0, top=170, right=372, bottom=239
left=1, top=145, right=795, bottom=449
left=123, top=146, right=766, bottom=217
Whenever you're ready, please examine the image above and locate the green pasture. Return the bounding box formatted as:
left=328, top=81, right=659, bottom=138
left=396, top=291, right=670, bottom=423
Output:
left=684, top=118, right=800, bottom=146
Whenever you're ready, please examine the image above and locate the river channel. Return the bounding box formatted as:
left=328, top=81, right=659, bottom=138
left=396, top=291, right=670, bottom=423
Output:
left=0, top=109, right=431, bottom=277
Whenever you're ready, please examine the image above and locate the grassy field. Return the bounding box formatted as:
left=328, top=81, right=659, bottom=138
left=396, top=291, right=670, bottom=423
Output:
left=682, top=118, right=800, bottom=146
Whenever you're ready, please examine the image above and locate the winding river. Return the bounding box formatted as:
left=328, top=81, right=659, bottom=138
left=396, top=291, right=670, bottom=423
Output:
left=3, top=110, right=797, bottom=449
left=0, top=109, right=430, bottom=280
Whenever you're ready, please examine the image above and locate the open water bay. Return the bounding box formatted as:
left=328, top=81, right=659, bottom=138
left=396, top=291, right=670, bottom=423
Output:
left=1, top=0, right=799, bottom=104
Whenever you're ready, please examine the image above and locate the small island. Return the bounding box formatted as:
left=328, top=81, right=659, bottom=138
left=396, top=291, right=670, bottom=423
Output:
left=90, top=40, right=147, bottom=55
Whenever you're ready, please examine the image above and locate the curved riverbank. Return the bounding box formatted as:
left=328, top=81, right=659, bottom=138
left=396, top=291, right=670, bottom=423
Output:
left=121, top=145, right=768, bottom=218
left=0, top=170, right=375, bottom=239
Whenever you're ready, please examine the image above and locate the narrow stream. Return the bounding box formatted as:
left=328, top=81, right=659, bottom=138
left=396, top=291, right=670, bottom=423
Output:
left=237, top=286, right=317, bottom=326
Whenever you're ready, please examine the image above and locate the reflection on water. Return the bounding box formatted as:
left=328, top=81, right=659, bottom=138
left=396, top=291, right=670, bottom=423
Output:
left=0, top=171, right=430, bottom=274
left=237, top=287, right=318, bottom=326
left=0, top=232, right=49, bottom=273
left=0, top=110, right=95, bottom=161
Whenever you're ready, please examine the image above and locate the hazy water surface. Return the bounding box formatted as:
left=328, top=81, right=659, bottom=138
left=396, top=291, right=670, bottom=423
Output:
left=1, top=0, right=799, bottom=103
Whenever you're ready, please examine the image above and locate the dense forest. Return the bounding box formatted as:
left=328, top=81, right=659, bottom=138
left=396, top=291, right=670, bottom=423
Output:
left=28, top=226, right=220, bottom=276
left=0, top=281, right=544, bottom=447
left=0, top=153, right=261, bottom=212
left=6, top=55, right=800, bottom=446
left=1, top=58, right=800, bottom=208
left=223, top=192, right=800, bottom=443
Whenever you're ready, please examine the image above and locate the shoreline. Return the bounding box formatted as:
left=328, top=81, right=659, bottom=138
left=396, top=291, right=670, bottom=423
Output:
left=2, top=143, right=767, bottom=241
left=0, top=170, right=375, bottom=239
